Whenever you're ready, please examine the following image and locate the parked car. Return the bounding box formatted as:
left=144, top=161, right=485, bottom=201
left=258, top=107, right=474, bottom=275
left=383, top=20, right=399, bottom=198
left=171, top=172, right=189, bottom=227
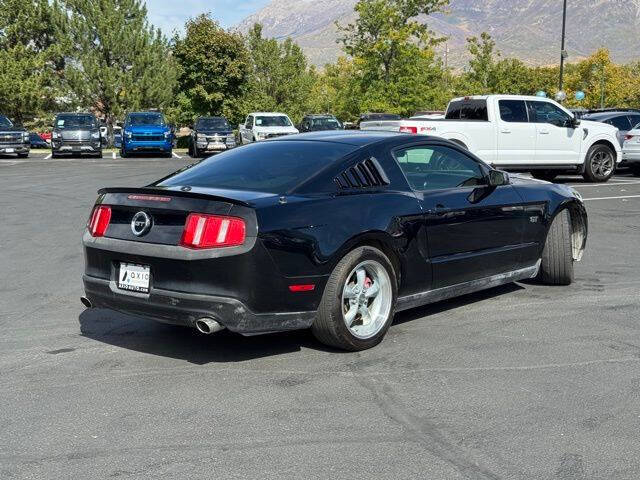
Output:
left=0, top=115, right=30, bottom=158
left=29, top=132, right=49, bottom=149
left=298, top=114, right=343, bottom=132
left=121, top=111, right=173, bottom=158
left=360, top=95, right=622, bottom=183
left=189, top=116, right=236, bottom=157
left=580, top=109, right=640, bottom=147
left=81, top=131, right=587, bottom=351
left=622, top=124, right=640, bottom=176
left=238, top=113, right=298, bottom=144
left=112, top=126, right=123, bottom=149
left=356, top=113, right=402, bottom=129
left=51, top=113, right=102, bottom=158
left=40, top=131, right=52, bottom=144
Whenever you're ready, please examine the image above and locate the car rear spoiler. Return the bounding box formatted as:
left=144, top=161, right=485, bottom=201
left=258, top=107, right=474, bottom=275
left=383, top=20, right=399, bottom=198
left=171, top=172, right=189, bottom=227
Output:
left=97, top=187, right=252, bottom=207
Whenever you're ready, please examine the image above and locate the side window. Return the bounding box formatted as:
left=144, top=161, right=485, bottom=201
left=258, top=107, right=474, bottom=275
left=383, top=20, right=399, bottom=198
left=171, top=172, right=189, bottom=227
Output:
left=527, top=101, right=571, bottom=128
left=606, top=115, right=632, bottom=131
left=628, top=115, right=640, bottom=130
left=445, top=100, right=488, bottom=121
left=394, top=145, right=485, bottom=191
left=499, top=100, right=529, bottom=123
left=245, top=116, right=253, bottom=129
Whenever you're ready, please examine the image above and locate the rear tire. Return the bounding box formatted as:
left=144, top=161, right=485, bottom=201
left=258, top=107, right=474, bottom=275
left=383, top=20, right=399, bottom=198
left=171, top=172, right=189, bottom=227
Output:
left=583, top=144, right=615, bottom=183
left=312, top=246, right=397, bottom=351
left=537, top=209, right=574, bottom=286
left=18, top=152, right=28, bottom=158
left=120, top=149, right=128, bottom=158
left=531, top=171, right=558, bottom=182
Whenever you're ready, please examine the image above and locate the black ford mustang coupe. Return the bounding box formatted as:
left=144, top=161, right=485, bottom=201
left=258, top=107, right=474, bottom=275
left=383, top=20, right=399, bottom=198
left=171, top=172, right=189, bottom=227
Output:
left=82, top=132, right=587, bottom=351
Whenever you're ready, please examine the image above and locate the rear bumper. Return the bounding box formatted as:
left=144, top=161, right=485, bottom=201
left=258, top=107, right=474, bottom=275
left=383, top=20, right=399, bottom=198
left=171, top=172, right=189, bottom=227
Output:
left=83, top=274, right=316, bottom=335
left=621, top=150, right=640, bottom=165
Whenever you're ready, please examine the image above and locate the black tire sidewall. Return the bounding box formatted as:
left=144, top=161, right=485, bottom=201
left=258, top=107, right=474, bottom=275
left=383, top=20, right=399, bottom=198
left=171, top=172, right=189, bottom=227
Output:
left=585, top=145, right=615, bottom=182
left=320, top=247, right=397, bottom=351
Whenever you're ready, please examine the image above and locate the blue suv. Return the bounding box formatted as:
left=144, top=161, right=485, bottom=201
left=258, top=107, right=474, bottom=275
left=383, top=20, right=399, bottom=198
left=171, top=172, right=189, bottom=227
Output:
left=121, top=112, right=173, bottom=158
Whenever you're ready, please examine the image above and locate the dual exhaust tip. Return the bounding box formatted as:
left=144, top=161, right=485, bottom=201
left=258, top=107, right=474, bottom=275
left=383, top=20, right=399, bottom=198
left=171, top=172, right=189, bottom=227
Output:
left=81, top=297, right=224, bottom=336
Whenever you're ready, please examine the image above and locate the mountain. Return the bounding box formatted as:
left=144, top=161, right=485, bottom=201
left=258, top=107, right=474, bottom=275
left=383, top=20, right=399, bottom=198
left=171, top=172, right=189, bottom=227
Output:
left=237, top=0, right=640, bottom=67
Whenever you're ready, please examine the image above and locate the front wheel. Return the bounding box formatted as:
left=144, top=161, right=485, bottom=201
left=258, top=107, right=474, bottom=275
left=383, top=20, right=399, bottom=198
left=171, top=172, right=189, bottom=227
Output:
left=312, top=246, right=397, bottom=351
left=583, top=144, right=615, bottom=182
left=537, top=209, right=574, bottom=285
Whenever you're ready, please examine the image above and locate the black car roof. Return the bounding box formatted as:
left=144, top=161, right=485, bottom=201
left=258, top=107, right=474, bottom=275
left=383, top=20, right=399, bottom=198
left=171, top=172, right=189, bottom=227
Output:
left=273, top=130, right=406, bottom=146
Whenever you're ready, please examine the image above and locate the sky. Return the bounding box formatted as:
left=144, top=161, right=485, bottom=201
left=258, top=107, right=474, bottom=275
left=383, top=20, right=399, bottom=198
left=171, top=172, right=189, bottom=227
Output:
left=144, top=0, right=270, bottom=35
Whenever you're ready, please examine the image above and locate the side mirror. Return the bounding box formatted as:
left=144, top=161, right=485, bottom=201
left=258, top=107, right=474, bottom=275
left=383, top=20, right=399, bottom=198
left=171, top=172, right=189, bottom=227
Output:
left=572, top=118, right=581, bottom=128
left=488, top=170, right=509, bottom=187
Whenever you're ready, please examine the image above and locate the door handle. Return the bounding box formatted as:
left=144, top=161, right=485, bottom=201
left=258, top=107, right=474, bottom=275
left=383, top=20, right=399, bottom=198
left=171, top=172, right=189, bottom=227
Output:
left=539, top=130, right=550, bottom=135
left=500, top=129, right=511, bottom=134
left=428, top=204, right=451, bottom=216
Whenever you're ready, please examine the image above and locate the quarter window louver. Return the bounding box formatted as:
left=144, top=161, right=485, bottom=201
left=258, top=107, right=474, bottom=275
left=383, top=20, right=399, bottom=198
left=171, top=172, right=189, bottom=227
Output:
left=335, top=157, right=389, bottom=190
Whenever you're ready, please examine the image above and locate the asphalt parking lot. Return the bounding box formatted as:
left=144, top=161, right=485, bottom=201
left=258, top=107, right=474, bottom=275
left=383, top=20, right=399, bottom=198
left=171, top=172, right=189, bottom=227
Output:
left=1, top=153, right=640, bottom=479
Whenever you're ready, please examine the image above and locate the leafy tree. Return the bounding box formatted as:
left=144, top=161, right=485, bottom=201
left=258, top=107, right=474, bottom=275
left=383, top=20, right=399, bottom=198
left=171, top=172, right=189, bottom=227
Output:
left=172, top=14, right=251, bottom=126
left=338, top=0, right=448, bottom=84
left=0, top=0, right=67, bottom=124
left=335, top=0, right=449, bottom=116
left=245, top=24, right=316, bottom=122
left=61, top=0, right=178, bottom=129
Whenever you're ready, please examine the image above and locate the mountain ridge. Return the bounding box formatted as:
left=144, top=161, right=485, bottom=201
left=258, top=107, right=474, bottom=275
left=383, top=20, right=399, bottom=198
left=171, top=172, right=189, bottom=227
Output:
left=237, top=0, right=640, bottom=67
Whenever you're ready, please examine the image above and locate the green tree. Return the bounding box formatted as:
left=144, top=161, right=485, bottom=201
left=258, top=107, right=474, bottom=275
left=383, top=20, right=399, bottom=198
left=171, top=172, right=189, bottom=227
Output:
left=0, top=0, right=67, bottom=124
left=61, top=0, right=178, bottom=128
left=172, top=14, right=251, bottom=126
left=245, top=24, right=316, bottom=122
left=336, top=0, right=449, bottom=116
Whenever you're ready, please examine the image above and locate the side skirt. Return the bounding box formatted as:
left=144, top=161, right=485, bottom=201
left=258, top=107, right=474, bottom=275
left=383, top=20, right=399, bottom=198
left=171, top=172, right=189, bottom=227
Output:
left=396, top=260, right=541, bottom=312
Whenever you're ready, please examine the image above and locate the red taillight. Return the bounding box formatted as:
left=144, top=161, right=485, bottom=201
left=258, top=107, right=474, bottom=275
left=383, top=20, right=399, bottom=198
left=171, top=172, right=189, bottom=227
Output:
left=88, top=205, right=112, bottom=237
left=625, top=134, right=635, bottom=141
left=399, top=126, right=418, bottom=134
left=180, top=214, right=246, bottom=249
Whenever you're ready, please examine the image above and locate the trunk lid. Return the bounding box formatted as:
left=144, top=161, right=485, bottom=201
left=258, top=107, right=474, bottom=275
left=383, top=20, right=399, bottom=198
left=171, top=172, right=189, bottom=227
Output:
left=95, top=187, right=263, bottom=246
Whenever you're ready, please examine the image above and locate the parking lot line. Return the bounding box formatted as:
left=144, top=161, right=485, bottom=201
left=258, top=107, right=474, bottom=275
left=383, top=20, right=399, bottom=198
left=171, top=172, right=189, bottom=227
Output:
left=570, top=181, right=640, bottom=188
left=44, top=153, right=52, bottom=160
left=172, top=152, right=182, bottom=159
left=583, top=194, right=640, bottom=202
left=112, top=152, right=116, bottom=159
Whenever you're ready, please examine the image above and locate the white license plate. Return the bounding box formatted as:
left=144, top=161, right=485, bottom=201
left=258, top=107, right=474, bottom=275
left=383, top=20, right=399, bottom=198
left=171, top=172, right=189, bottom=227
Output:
left=5, top=148, right=14, bottom=153
left=118, top=263, right=150, bottom=293
left=209, top=142, right=226, bottom=150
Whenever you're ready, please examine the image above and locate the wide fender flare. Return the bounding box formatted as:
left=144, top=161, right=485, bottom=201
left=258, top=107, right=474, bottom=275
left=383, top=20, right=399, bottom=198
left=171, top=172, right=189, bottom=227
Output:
left=582, top=133, right=622, bottom=163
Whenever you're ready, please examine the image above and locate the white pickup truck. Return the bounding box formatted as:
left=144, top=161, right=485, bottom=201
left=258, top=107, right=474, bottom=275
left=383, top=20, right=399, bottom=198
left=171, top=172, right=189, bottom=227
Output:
left=361, top=95, right=622, bottom=182
left=239, top=112, right=299, bottom=145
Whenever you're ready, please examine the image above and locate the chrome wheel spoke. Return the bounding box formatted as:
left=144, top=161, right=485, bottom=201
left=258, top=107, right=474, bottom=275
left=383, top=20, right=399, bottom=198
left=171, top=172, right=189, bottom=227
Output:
left=359, top=305, right=372, bottom=326
left=356, top=268, right=366, bottom=289
left=343, top=284, right=357, bottom=299
left=344, top=304, right=358, bottom=327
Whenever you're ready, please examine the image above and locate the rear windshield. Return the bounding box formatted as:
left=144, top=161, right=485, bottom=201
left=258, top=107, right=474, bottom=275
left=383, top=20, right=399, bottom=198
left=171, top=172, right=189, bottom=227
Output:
left=196, top=117, right=230, bottom=130
left=157, top=141, right=357, bottom=194
left=127, top=113, right=165, bottom=126
left=311, top=117, right=342, bottom=129
left=445, top=100, right=488, bottom=121
left=55, top=114, right=97, bottom=129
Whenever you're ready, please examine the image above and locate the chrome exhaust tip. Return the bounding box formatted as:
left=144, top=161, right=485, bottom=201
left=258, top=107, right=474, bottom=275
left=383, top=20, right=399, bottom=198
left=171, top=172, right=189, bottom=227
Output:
left=195, top=318, right=225, bottom=335
left=80, top=296, right=93, bottom=309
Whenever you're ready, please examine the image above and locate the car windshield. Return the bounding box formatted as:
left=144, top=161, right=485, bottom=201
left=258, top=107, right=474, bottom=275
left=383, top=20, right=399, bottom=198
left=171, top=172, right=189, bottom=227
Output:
left=196, top=118, right=230, bottom=130
left=55, top=115, right=97, bottom=129
left=311, top=118, right=342, bottom=129
left=157, top=141, right=357, bottom=194
left=127, top=114, right=165, bottom=126
left=255, top=116, right=292, bottom=127
left=0, top=115, right=12, bottom=128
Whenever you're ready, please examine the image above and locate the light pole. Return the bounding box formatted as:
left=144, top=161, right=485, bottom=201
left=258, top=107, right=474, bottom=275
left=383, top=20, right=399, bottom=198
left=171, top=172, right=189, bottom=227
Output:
left=558, top=0, right=568, bottom=94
